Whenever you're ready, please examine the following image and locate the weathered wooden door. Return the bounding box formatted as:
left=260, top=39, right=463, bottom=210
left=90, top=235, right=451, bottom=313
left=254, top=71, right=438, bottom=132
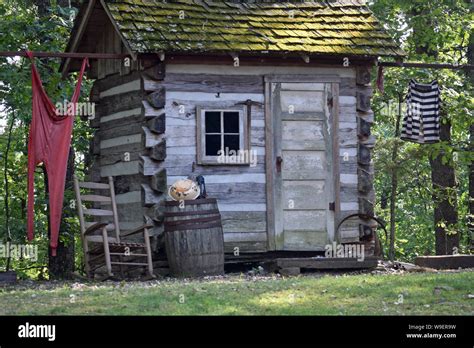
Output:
left=266, top=77, right=339, bottom=251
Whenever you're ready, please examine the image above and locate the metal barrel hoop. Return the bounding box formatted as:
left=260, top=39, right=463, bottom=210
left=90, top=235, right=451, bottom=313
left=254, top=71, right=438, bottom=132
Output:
left=335, top=213, right=388, bottom=258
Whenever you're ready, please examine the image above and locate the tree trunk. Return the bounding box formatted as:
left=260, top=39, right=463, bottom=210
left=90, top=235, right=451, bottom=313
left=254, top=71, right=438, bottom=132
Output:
left=429, top=120, right=459, bottom=255
left=467, top=3, right=474, bottom=250
left=3, top=114, right=15, bottom=271
left=388, top=96, right=402, bottom=261
left=469, top=123, right=474, bottom=251
left=33, top=0, right=51, bottom=17
left=47, top=148, right=76, bottom=280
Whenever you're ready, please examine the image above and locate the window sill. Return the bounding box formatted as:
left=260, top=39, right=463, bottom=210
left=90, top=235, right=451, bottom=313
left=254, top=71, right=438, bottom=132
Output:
left=197, top=161, right=252, bottom=167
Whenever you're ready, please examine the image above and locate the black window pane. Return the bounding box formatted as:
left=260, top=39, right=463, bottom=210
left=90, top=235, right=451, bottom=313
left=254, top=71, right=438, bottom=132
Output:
left=205, top=112, right=221, bottom=133
left=224, top=135, right=240, bottom=152
left=224, top=112, right=240, bottom=133
left=206, top=135, right=221, bottom=156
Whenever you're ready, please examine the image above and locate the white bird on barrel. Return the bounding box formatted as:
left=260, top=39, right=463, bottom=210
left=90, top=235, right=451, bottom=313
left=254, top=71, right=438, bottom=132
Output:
left=168, top=174, right=207, bottom=201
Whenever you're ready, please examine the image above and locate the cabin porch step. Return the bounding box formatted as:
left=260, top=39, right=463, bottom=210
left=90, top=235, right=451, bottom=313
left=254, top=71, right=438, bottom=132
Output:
left=273, top=257, right=379, bottom=274
left=415, top=255, right=474, bottom=270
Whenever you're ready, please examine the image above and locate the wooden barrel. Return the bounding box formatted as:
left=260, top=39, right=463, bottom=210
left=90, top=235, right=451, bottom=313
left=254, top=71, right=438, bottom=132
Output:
left=164, top=198, right=224, bottom=277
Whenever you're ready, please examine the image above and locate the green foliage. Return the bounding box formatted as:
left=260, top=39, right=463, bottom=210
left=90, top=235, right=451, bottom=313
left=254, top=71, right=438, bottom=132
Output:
left=0, top=272, right=473, bottom=315
left=369, top=0, right=473, bottom=261
left=0, top=0, right=91, bottom=277
left=0, top=0, right=472, bottom=278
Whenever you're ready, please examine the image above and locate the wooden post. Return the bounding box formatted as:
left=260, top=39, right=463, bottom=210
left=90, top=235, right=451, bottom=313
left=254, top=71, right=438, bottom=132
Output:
left=102, top=227, right=113, bottom=277
left=109, top=176, right=121, bottom=242
left=144, top=228, right=154, bottom=277
left=356, top=66, right=376, bottom=255
left=73, top=175, right=90, bottom=277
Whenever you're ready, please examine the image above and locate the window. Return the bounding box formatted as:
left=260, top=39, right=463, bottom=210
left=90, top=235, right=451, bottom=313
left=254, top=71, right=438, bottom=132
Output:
left=197, top=107, right=249, bottom=165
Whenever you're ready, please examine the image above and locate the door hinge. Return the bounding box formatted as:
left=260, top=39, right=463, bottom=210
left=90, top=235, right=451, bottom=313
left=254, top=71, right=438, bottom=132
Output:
left=276, top=156, right=283, bottom=173
left=329, top=202, right=335, bottom=211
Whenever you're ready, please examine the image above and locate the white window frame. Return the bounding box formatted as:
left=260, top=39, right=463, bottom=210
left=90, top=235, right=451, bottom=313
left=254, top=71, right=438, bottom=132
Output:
left=196, top=106, right=249, bottom=165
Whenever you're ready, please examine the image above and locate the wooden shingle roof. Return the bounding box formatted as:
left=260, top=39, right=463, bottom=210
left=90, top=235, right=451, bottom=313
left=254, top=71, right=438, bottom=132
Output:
left=103, top=0, right=404, bottom=57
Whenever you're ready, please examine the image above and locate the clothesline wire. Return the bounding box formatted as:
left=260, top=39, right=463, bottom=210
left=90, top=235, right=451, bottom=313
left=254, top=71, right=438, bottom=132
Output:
left=378, top=61, right=474, bottom=70
left=0, top=51, right=129, bottom=59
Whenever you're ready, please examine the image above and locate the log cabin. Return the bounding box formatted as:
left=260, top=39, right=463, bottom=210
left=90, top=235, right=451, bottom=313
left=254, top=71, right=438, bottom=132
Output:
left=61, top=0, right=404, bottom=259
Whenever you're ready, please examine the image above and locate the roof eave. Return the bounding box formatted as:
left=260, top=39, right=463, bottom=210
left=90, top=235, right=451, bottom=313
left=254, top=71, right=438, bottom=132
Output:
left=99, top=0, right=136, bottom=61
left=138, top=49, right=404, bottom=66
left=60, top=0, right=137, bottom=77
left=60, top=0, right=97, bottom=77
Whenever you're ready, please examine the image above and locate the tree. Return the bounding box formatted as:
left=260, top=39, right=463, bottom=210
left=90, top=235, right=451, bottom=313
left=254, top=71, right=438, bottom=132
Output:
left=410, top=3, right=459, bottom=255
left=33, top=0, right=75, bottom=279
left=370, top=0, right=472, bottom=258
left=0, top=0, right=91, bottom=278
left=467, top=0, right=474, bottom=250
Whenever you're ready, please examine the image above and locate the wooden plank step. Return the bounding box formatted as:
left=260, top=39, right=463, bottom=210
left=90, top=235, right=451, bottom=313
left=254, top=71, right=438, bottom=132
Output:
left=0, top=271, right=17, bottom=285
left=415, top=255, right=474, bottom=270
left=275, top=257, right=379, bottom=270
left=224, top=251, right=324, bottom=264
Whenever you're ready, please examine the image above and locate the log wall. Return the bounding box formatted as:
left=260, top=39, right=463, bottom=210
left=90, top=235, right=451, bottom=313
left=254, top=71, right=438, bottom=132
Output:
left=162, top=71, right=267, bottom=253
left=163, top=64, right=363, bottom=253
left=88, top=59, right=167, bottom=246
left=338, top=77, right=361, bottom=244
left=356, top=66, right=377, bottom=256
left=88, top=61, right=373, bottom=255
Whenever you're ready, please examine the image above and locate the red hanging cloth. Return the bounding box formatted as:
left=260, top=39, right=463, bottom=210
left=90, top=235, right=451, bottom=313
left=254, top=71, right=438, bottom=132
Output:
left=26, top=51, right=89, bottom=256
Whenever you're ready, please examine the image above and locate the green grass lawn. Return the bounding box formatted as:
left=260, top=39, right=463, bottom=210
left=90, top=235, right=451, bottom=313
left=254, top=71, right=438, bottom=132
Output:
left=0, top=271, right=473, bottom=315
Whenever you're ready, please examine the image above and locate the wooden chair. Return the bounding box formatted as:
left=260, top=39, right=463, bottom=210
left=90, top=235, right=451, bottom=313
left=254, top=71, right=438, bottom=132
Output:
left=73, top=176, right=154, bottom=279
